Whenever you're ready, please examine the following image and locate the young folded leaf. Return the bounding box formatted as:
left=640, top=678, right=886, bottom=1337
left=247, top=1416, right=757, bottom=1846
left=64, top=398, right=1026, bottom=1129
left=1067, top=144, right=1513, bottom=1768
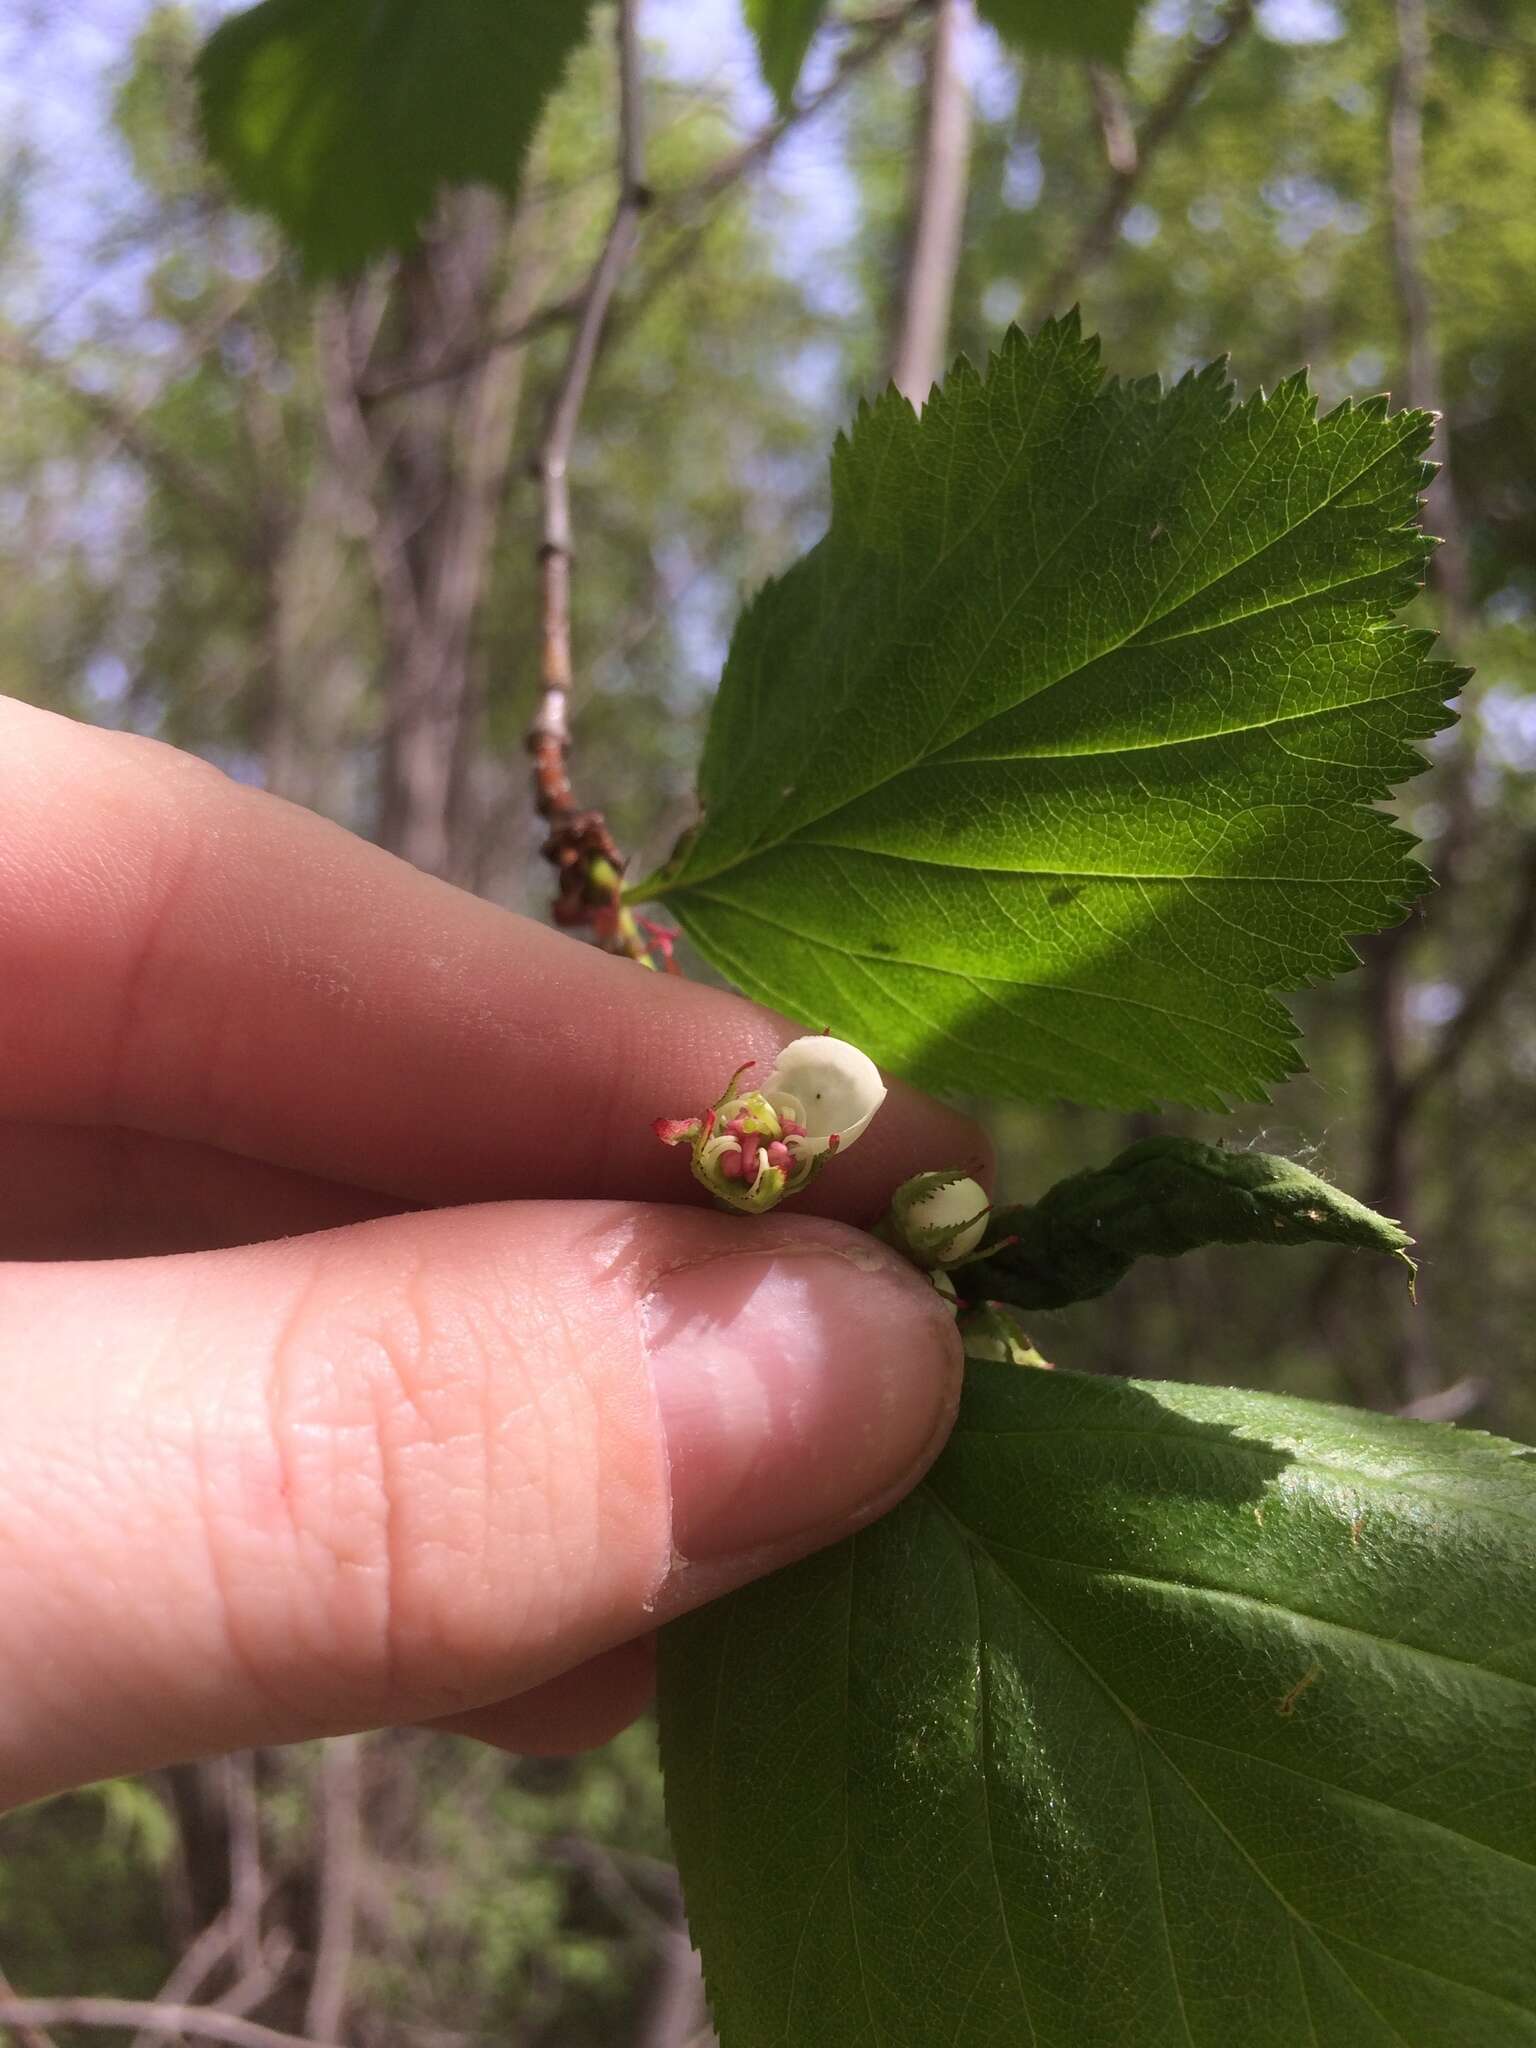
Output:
left=966, top=1135, right=1414, bottom=1312
left=633, top=317, right=1462, bottom=1110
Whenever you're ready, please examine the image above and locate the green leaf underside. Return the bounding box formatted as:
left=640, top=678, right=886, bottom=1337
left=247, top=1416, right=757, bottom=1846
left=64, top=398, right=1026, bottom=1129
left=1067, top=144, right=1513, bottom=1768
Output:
left=661, top=1365, right=1536, bottom=2048
left=977, top=0, right=1143, bottom=67
left=744, top=0, right=830, bottom=111
left=636, top=318, right=1459, bottom=1108
left=745, top=0, right=1145, bottom=109
left=196, top=0, right=593, bottom=275
left=973, top=1135, right=1414, bottom=1311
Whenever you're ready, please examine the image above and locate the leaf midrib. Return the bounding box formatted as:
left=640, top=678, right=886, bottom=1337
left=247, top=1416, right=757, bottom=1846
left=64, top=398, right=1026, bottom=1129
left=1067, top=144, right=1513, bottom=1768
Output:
left=930, top=1498, right=1536, bottom=2036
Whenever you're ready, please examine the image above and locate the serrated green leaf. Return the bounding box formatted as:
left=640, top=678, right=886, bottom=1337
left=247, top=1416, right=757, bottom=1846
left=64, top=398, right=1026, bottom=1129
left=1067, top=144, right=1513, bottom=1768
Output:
left=196, top=0, right=593, bottom=276
left=971, top=1135, right=1415, bottom=1311
left=978, top=0, right=1143, bottom=67
left=743, top=0, right=830, bottom=112
left=634, top=319, right=1460, bottom=1109
left=661, top=1364, right=1536, bottom=2048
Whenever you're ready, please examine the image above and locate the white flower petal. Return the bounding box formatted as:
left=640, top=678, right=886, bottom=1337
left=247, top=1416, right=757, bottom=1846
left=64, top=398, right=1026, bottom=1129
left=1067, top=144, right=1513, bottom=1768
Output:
left=761, top=1035, right=887, bottom=1155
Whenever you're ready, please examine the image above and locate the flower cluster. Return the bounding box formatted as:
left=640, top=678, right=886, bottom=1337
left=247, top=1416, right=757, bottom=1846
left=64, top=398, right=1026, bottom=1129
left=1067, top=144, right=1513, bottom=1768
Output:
left=653, top=1035, right=887, bottom=1214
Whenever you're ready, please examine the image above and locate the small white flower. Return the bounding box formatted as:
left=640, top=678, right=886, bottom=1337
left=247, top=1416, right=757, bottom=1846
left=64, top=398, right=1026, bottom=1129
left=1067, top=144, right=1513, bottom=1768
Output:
left=760, top=1035, right=887, bottom=1158
left=652, top=1034, right=886, bottom=1214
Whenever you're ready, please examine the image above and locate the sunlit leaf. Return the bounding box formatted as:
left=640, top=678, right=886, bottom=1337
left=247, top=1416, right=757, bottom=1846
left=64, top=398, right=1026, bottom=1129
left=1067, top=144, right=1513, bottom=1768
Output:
left=637, top=318, right=1459, bottom=1108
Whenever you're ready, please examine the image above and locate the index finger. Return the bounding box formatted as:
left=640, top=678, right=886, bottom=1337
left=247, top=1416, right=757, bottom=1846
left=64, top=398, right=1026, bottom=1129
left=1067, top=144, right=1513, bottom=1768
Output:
left=0, top=702, right=990, bottom=1221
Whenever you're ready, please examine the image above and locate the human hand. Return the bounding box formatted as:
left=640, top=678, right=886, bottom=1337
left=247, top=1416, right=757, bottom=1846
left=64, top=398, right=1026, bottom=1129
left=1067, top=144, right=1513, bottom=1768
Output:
left=0, top=700, right=988, bottom=1810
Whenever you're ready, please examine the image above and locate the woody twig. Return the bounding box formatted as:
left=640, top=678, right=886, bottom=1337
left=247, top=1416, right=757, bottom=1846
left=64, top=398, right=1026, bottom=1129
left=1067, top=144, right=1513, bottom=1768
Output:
left=526, top=0, right=662, bottom=963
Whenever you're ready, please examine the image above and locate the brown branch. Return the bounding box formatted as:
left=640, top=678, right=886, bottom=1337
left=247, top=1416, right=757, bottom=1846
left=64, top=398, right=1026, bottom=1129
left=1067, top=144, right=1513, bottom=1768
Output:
left=1041, top=0, right=1255, bottom=312
left=0, top=324, right=256, bottom=561
left=679, top=5, right=917, bottom=213
left=314, top=285, right=421, bottom=654
left=1087, top=64, right=1137, bottom=177
left=618, top=3, right=915, bottom=348
left=1303, top=1, right=1466, bottom=1401
left=303, top=1736, right=363, bottom=2043
left=1396, top=830, right=1536, bottom=1118
left=0, top=1966, right=57, bottom=2048
left=525, top=0, right=654, bottom=958
left=356, top=291, right=582, bottom=405
left=0, top=2004, right=330, bottom=2048
left=363, top=5, right=917, bottom=410
left=1389, top=0, right=1469, bottom=622
left=222, top=1753, right=264, bottom=1980
left=1388, top=0, right=1435, bottom=413
left=889, top=0, right=973, bottom=407
left=1399, top=1374, right=1491, bottom=1421
left=131, top=1906, right=265, bottom=2048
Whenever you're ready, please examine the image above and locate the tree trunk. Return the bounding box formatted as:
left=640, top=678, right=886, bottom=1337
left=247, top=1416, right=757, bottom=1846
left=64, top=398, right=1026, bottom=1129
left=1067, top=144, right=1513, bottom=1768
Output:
left=320, top=194, right=549, bottom=880
left=888, top=0, right=972, bottom=409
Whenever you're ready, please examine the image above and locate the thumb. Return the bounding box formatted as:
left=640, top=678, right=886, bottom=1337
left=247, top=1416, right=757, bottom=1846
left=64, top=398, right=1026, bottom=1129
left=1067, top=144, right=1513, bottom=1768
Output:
left=0, top=1202, right=960, bottom=1806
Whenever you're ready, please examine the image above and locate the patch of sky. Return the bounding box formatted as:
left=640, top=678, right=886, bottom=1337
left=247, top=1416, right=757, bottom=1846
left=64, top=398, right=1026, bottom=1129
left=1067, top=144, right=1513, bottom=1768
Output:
left=981, top=279, right=1024, bottom=331
left=1487, top=585, right=1534, bottom=627
left=83, top=651, right=130, bottom=707
left=777, top=336, right=845, bottom=417
left=1480, top=687, right=1536, bottom=774
left=1002, top=140, right=1043, bottom=212
left=1145, top=2, right=1193, bottom=36
left=1408, top=799, right=1448, bottom=845
left=656, top=0, right=868, bottom=323
left=1262, top=173, right=1349, bottom=247
left=1344, top=349, right=1386, bottom=391
left=1256, top=0, right=1344, bottom=45
left=1120, top=204, right=1161, bottom=248
left=0, top=0, right=246, bottom=342
left=1408, top=981, right=1463, bottom=1029
left=968, top=35, right=1019, bottom=123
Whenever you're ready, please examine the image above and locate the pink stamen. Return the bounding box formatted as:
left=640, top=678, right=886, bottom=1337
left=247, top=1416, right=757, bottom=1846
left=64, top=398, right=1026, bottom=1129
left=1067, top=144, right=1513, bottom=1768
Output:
left=719, top=1147, right=745, bottom=1180
left=726, top=1116, right=749, bottom=1139
left=638, top=916, right=679, bottom=969
left=652, top=1116, right=700, bottom=1146
left=766, top=1141, right=792, bottom=1171
left=739, top=1133, right=761, bottom=1175
left=779, top=1117, right=806, bottom=1139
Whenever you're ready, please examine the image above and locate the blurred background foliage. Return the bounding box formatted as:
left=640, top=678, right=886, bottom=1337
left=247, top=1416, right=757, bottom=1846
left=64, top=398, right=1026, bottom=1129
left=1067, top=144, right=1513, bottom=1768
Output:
left=1, top=0, right=1533, bottom=2039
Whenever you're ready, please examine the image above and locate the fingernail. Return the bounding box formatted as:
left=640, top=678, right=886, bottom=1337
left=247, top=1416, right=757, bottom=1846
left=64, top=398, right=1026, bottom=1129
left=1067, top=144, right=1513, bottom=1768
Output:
left=642, top=1236, right=962, bottom=1560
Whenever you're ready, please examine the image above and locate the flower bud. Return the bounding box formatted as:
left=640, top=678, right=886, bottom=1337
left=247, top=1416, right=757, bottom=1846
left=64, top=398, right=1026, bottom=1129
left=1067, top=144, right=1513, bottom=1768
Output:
left=885, top=1170, right=991, bottom=1268
left=652, top=1037, right=887, bottom=1215
left=959, top=1303, right=1051, bottom=1368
